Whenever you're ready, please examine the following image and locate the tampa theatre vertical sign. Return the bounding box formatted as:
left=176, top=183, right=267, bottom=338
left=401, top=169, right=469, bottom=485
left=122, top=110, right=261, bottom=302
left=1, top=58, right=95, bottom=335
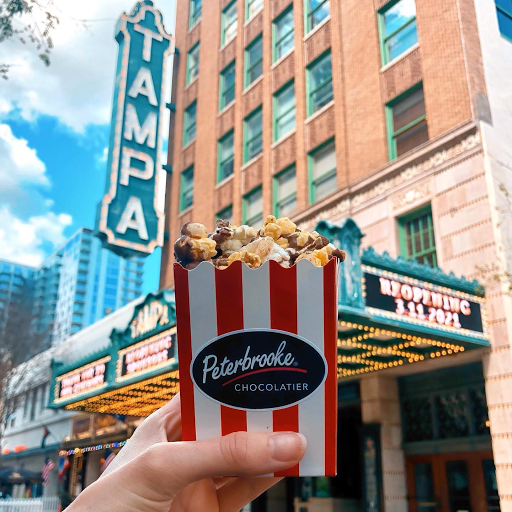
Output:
left=97, top=0, right=174, bottom=256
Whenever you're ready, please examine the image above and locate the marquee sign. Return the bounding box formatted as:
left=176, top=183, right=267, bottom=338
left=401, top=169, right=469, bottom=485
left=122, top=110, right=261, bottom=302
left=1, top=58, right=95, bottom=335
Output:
left=363, top=267, right=485, bottom=337
left=55, top=356, right=111, bottom=403
left=97, top=0, right=174, bottom=256
left=117, top=330, right=176, bottom=381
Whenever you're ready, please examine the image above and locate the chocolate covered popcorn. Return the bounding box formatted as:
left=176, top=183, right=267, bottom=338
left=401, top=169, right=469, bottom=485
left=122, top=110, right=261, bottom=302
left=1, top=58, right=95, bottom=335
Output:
left=174, top=216, right=345, bottom=269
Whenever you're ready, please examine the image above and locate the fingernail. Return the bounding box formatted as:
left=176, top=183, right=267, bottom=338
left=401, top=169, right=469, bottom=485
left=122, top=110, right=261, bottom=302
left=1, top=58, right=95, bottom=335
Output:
left=269, top=432, right=307, bottom=462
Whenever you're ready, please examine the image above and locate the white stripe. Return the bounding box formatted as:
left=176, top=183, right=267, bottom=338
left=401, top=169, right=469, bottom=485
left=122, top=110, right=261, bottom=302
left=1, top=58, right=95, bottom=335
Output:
left=188, top=263, right=222, bottom=440
left=242, top=264, right=273, bottom=435
left=296, top=260, right=326, bottom=476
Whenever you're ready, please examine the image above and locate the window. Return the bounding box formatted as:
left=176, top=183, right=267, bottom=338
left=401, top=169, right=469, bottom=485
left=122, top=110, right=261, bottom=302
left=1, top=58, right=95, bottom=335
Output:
left=386, top=84, right=428, bottom=159
left=218, top=131, right=234, bottom=182
left=379, top=0, right=418, bottom=64
left=30, top=389, right=37, bottom=421
left=244, top=108, right=263, bottom=162
left=220, top=61, right=236, bottom=109
left=273, top=7, right=294, bottom=62
left=306, top=0, right=330, bottom=33
left=189, top=0, right=202, bottom=27
left=496, top=0, right=512, bottom=41
left=399, top=205, right=437, bottom=267
left=273, top=81, right=296, bottom=141
left=184, top=101, right=197, bottom=145
left=180, top=167, right=194, bottom=211
left=307, top=51, right=333, bottom=116
left=245, top=35, right=263, bottom=87
left=274, top=166, right=297, bottom=217
left=247, top=0, right=263, bottom=19
left=243, top=187, right=263, bottom=227
left=186, top=43, right=200, bottom=84
left=222, top=1, right=238, bottom=45
left=217, top=205, right=233, bottom=223
left=309, top=140, right=337, bottom=203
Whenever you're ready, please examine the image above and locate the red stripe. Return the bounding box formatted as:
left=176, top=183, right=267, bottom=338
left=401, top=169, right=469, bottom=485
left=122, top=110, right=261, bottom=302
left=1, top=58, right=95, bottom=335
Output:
left=173, top=263, right=196, bottom=441
left=323, top=259, right=338, bottom=476
left=215, top=261, right=247, bottom=435
left=269, top=261, right=299, bottom=477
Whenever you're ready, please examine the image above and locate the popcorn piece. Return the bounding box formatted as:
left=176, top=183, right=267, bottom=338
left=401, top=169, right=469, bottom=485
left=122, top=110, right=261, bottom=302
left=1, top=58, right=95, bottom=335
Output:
left=265, top=243, right=290, bottom=264
left=233, top=225, right=257, bottom=245
left=190, top=237, right=218, bottom=261
left=219, top=238, right=244, bottom=255
left=312, top=247, right=330, bottom=266
left=264, top=215, right=277, bottom=225
left=181, top=222, right=208, bottom=239
left=275, top=217, right=297, bottom=236
left=261, top=222, right=282, bottom=241
left=243, top=236, right=275, bottom=258
left=276, top=237, right=289, bottom=249
left=296, top=252, right=322, bottom=267
left=241, top=252, right=262, bottom=268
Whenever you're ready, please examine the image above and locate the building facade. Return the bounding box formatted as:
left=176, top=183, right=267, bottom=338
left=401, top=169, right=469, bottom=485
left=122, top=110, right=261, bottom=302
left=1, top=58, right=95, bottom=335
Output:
left=0, top=297, right=146, bottom=499
left=30, top=228, right=145, bottom=348
left=160, top=0, right=512, bottom=510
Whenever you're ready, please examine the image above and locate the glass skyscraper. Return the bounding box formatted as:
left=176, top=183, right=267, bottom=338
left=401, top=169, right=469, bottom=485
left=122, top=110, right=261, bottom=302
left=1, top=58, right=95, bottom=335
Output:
left=0, top=260, right=36, bottom=335
left=0, top=228, right=145, bottom=351
left=48, top=228, right=144, bottom=345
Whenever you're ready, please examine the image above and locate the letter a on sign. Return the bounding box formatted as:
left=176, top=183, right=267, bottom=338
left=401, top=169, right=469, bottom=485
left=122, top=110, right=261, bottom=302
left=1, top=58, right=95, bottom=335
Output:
left=96, top=1, right=175, bottom=256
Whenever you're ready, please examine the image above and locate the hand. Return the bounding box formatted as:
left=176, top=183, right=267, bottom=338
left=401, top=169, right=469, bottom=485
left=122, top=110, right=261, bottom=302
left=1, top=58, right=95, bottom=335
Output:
left=68, top=393, right=306, bottom=512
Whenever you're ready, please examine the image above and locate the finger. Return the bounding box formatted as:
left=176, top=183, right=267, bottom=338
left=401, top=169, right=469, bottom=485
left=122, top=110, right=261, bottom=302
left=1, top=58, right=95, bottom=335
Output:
left=217, top=477, right=282, bottom=512
left=212, top=476, right=236, bottom=489
left=122, top=431, right=306, bottom=497
left=102, top=393, right=182, bottom=477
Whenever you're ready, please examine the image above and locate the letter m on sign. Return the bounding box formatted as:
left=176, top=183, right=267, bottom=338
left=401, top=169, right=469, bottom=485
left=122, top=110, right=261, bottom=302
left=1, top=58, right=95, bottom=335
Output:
left=96, top=0, right=175, bottom=256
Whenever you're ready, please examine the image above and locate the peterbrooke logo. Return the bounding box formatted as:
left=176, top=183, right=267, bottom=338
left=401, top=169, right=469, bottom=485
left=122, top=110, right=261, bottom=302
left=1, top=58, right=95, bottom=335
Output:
left=191, top=329, right=327, bottom=411
left=202, top=341, right=295, bottom=384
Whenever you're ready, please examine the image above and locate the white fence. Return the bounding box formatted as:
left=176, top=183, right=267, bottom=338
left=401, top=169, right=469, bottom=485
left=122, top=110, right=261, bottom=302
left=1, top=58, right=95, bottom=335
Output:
left=0, top=497, right=60, bottom=512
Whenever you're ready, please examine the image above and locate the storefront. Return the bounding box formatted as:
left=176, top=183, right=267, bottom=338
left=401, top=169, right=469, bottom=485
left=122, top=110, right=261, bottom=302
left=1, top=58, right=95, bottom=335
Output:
left=49, top=290, right=179, bottom=497
left=49, top=219, right=493, bottom=511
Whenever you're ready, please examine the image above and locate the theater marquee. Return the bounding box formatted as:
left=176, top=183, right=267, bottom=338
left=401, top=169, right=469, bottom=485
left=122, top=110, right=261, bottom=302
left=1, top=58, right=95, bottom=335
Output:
left=97, top=0, right=175, bottom=256
left=363, top=266, right=486, bottom=338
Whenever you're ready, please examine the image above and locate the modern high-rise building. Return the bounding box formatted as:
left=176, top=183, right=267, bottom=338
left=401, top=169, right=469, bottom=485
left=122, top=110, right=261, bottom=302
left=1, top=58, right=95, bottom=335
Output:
left=27, top=228, right=145, bottom=349
left=0, top=260, right=36, bottom=348
left=46, top=228, right=145, bottom=345
left=160, top=0, right=512, bottom=510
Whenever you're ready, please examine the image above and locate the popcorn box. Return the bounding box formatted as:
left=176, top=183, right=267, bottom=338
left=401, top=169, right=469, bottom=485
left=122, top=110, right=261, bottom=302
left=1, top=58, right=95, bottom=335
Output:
left=174, top=258, right=339, bottom=476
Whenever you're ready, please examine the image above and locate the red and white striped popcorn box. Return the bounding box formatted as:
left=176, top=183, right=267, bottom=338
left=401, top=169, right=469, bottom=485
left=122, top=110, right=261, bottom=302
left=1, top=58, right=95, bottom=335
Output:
left=174, top=258, right=339, bottom=476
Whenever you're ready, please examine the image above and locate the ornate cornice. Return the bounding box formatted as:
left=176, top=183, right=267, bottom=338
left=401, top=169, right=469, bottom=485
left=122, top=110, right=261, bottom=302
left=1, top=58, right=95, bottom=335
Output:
left=298, top=131, right=482, bottom=231
left=361, top=246, right=485, bottom=296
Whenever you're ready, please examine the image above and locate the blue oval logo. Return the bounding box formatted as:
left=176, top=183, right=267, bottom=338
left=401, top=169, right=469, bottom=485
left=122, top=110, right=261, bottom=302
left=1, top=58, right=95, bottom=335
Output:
left=191, top=329, right=327, bottom=411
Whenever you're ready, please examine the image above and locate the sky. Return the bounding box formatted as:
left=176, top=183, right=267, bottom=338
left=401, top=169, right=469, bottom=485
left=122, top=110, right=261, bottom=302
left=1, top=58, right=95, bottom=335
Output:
left=0, top=0, right=176, bottom=294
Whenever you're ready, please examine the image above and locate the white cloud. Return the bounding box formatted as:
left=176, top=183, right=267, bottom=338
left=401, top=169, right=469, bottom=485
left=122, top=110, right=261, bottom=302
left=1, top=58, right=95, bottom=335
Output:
left=0, top=123, right=49, bottom=190
left=0, top=207, right=72, bottom=266
left=0, top=0, right=176, bottom=133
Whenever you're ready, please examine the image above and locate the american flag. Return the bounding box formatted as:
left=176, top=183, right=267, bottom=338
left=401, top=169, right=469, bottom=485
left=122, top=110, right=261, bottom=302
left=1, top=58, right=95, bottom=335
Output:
left=42, top=457, right=55, bottom=486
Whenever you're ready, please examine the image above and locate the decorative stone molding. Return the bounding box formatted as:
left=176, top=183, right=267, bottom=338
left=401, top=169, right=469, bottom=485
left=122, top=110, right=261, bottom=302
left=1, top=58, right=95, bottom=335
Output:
left=299, top=132, right=482, bottom=231
left=392, top=182, right=431, bottom=210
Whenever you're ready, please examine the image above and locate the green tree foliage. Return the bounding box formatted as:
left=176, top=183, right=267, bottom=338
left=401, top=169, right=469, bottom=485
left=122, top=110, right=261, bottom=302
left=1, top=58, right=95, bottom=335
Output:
left=0, top=0, right=59, bottom=78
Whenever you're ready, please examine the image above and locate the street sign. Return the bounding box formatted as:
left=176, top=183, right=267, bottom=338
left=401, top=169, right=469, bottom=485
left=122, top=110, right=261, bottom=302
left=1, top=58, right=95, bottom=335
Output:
left=97, top=0, right=174, bottom=256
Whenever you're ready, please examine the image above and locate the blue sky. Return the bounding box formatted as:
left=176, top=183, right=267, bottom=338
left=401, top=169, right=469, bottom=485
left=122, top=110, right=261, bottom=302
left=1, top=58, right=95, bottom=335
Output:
left=0, top=0, right=176, bottom=294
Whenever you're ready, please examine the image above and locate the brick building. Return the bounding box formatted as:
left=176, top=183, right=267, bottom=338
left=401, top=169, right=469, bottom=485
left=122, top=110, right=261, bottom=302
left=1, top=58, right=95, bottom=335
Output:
left=161, top=0, right=512, bottom=510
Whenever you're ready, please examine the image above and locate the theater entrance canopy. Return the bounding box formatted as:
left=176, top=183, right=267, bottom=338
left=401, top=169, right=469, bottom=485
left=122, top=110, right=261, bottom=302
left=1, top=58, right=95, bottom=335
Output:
left=316, top=219, right=489, bottom=380
left=50, top=219, right=489, bottom=417
left=49, top=290, right=179, bottom=417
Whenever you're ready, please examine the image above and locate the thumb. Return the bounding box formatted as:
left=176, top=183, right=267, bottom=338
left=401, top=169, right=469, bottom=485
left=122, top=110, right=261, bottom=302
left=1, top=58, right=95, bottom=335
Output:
left=121, top=431, right=306, bottom=497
